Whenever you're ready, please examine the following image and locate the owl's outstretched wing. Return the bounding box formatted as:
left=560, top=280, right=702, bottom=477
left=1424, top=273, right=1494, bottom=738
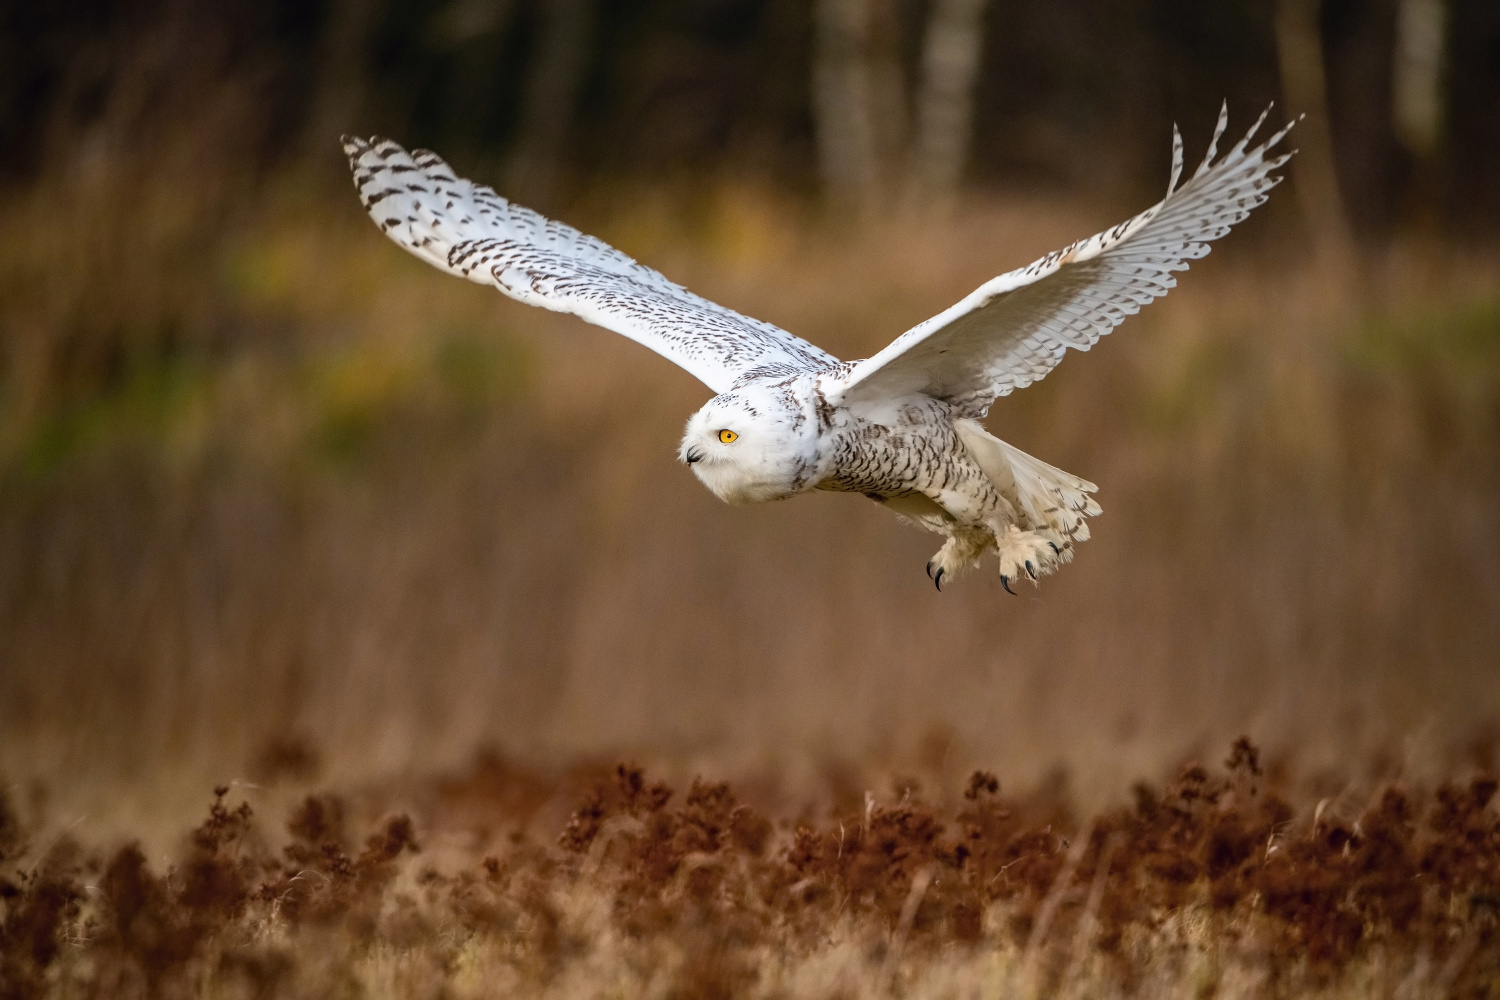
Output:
left=344, top=137, right=837, bottom=393
left=830, top=106, right=1295, bottom=416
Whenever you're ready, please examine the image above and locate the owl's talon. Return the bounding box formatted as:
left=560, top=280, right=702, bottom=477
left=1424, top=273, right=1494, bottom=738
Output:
left=996, top=526, right=1068, bottom=593
left=1001, top=575, right=1016, bottom=595
left=925, top=533, right=986, bottom=590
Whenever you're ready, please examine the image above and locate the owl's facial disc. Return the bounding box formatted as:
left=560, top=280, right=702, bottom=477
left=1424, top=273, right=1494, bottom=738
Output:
left=679, top=387, right=816, bottom=504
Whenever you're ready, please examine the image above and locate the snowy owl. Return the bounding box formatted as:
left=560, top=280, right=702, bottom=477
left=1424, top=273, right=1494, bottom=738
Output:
left=344, top=105, right=1293, bottom=592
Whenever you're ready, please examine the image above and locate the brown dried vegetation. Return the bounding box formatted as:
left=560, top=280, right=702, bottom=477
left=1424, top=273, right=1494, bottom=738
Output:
left=1, top=740, right=1497, bottom=998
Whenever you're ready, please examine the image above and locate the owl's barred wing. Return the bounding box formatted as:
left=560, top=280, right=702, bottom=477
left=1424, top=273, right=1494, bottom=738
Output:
left=343, top=136, right=837, bottom=393
left=831, top=106, right=1295, bottom=415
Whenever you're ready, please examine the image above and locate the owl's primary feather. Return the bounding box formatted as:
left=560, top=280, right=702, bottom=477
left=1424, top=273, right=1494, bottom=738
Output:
left=345, top=107, right=1293, bottom=592
left=343, top=136, right=836, bottom=392
left=829, top=104, right=1296, bottom=416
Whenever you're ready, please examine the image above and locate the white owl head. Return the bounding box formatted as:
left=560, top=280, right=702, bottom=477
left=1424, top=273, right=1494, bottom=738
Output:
left=679, top=383, right=822, bottom=504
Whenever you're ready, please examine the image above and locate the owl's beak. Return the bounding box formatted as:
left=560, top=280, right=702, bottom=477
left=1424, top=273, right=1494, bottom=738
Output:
left=684, top=447, right=704, bottom=464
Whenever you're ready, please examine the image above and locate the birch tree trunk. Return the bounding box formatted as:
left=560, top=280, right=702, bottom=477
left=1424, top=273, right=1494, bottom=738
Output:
left=811, top=0, right=882, bottom=214
left=908, top=0, right=990, bottom=211
left=1392, top=0, right=1447, bottom=229
left=1274, top=0, right=1358, bottom=272
left=1392, top=0, right=1446, bottom=157
left=865, top=0, right=911, bottom=198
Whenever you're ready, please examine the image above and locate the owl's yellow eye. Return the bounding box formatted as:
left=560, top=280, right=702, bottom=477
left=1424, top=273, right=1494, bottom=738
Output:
left=717, top=429, right=738, bottom=444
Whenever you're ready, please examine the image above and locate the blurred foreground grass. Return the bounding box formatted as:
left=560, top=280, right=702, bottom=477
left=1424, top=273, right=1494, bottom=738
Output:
left=2, top=740, right=1497, bottom=998
left=0, top=147, right=1498, bottom=854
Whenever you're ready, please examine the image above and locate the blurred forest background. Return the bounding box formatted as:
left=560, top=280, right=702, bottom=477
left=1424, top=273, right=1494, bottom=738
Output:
left=1, top=0, right=1498, bottom=840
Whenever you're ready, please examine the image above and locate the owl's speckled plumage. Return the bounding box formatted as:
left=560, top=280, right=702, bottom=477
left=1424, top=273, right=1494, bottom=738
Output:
left=344, top=104, right=1294, bottom=591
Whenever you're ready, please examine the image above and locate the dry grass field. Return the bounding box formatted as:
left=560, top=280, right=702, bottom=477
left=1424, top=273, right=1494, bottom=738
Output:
left=2, top=110, right=1499, bottom=995
left=2, top=740, right=1498, bottom=997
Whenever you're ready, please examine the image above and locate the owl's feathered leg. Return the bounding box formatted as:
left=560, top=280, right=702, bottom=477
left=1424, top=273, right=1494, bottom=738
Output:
left=993, top=525, right=1073, bottom=592
left=949, top=419, right=1096, bottom=592
left=925, top=529, right=990, bottom=591
left=863, top=491, right=981, bottom=590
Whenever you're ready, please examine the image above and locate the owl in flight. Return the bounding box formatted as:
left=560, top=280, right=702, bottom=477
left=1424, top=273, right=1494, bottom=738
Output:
left=345, top=106, right=1292, bottom=592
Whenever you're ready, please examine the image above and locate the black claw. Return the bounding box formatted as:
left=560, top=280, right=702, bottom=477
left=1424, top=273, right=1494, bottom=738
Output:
left=934, top=568, right=945, bottom=591
left=1025, top=560, right=1037, bottom=580
left=1001, top=575, right=1016, bottom=595
left=925, top=561, right=934, bottom=580
left=1048, top=542, right=1061, bottom=554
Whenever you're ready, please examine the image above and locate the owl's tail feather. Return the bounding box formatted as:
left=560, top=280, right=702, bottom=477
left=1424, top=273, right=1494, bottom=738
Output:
left=953, top=419, right=1102, bottom=545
